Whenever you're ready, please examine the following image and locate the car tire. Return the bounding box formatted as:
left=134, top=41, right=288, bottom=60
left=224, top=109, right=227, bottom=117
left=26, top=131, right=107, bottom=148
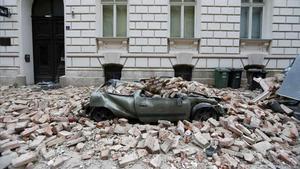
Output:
left=90, top=107, right=114, bottom=122
left=192, top=107, right=218, bottom=121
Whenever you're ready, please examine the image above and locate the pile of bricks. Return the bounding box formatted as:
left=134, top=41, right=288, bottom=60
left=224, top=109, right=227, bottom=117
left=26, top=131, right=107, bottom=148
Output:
left=0, top=86, right=91, bottom=168
left=100, top=77, right=220, bottom=98
left=100, top=76, right=282, bottom=100
left=0, top=77, right=299, bottom=168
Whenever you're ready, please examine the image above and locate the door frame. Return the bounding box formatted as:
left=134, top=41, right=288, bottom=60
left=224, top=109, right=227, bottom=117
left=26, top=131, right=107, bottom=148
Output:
left=18, top=0, right=65, bottom=84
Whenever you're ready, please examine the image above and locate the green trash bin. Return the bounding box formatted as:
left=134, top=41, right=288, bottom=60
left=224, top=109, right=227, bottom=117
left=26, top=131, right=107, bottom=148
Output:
left=228, top=68, right=243, bottom=89
left=214, top=68, right=230, bottom=88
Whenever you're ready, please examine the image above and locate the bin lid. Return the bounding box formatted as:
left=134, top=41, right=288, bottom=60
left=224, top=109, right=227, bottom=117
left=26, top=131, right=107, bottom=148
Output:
left=215, top=67, right=230, bottom=72
left=230, top=68, right=244, bottom=71
left=244, top=64, right=265, bottom=70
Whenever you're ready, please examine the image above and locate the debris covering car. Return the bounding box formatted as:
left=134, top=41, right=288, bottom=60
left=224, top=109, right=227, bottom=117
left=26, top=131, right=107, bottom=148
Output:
left=89, top=78, right=224, bottom=122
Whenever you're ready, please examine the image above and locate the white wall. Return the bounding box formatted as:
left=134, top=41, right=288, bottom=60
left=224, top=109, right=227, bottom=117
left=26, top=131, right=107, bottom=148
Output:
left=19, top=0, right=34, bottom=84
left=272, top=0, right=300, bottom=56
left=0, top=0, right=20, bottom=78
left=200, top=0, right=241, bottom=54
left=128, top=0, right=169, bottom=53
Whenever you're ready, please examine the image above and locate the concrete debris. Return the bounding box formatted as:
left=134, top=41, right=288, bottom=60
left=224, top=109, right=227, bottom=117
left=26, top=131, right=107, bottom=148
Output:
left=223, top=153, right=238, bottom=168
left=29, top=135, right=46, bottom=149
left=49, top=156, right=70, bottom=168
left=100, top=149, right=110, bottom=160
left=11, top=152, right=37, bottom=168
left=66, top=137, right=86, bottom=147
left=76, top=142, right=85, bottom=152
left=208, top=117, right=220, bottom=127
left=160, top=137, right=173, bottom=153
left=158, top=120, right=172, bottom=127
left=193, top=132, right=210, bottom=148
left=149, top=155, right=162, bottom=168
left=255, top=129, right=271, bottom=142
left=41, top=148, right=55, bottom=160
left=218, top=137, right=234, bottom=147
left=278, top=150, right=298, bottom=166
left=252, top=77, right=273, bottom=103
left=235, top=123, right=252, bottom=136
left=227, top=124, right=243, bottom=136
left=280, top=104, right=294, bottom=115
left=252, top=141, right=273, bottom=156
left=0, top=140, right=21, bottom=152
left=46, top=136, right=65, bottom=147
left=176, top=120, right=185, bottom=136
left=0, top=152, right=18, bottom=169
left=118, top=152, right=139, bottom=167
left=20, top=125, right=39, bottom=137
left=144, top=135, right=160, bottom=154
left=114, top=124, right=127, bottom=134
left=58, top=130, right=73, bottom=138
left=137, top=149, right=148, bottom=158
left=118, top=118, right=128, bottom=126
left=243, top=152, right=255, bottom=163
left=221, top=148, right=243, bottom=158
left=0, top=76, right=299, bottom=168
left=81, top=150, right=94, bottom=160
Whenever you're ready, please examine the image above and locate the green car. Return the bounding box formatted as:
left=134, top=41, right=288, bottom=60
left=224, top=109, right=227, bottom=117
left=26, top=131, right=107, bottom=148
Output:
left=89, top=82, right=224, bottom=123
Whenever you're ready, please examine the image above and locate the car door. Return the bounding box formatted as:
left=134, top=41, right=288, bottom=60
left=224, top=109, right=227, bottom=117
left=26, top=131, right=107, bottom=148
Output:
left=135, top=93, right=191, bottom=122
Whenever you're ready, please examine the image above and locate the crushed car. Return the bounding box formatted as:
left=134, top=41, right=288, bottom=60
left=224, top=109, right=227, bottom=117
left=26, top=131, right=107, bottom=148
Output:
left=89, top=79, right=224, bottom=123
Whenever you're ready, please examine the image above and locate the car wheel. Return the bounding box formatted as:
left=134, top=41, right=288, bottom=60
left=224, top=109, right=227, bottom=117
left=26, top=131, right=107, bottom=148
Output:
left=90, top=108, right=114, bottom=122
left=193, top=107, right=218, bottom=121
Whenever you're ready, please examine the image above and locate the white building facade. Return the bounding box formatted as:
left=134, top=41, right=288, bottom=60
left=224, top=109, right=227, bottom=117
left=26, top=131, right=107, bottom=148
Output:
left=0, top=0, right=299, bottom=86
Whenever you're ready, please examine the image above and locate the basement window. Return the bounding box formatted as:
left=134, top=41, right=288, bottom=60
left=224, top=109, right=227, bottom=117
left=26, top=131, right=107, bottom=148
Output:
left=173, top=64, right=194, bottom=81
left=0, top=37, right=11, bottom=46
left=103, top=64, right=123, bottom=82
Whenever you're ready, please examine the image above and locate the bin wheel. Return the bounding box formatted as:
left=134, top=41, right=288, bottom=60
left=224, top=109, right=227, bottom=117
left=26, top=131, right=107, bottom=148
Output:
left=90, top=107, right=114, bottom=122
left=193, top=107, right=218, bottom=121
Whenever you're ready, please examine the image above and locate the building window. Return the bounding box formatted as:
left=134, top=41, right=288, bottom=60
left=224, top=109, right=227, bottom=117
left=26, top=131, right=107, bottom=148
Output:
left=103, top=64, right=123, bottom=82
left=240, top=0, right=264, bottom=39
left=102, top=0, right=127, bottom=37
left=170, top=0, right=196, bottom=38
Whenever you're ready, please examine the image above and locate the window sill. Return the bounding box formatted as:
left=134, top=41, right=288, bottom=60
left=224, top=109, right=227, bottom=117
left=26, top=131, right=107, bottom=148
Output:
left=168, top=38, right=200, bottom=43
left=240, top=39, right=271, bottom=54
left=168, top=38, right=200, bottom=53
left=240, top=38, right=272, bottom=45
left=97, top=37, right=128, bottom=43
left=96, top=37, right=128, bottom=53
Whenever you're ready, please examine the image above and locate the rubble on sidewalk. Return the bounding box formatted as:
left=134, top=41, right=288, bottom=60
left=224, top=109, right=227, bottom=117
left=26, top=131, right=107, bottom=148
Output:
left=0, top=75, right=299, bottom=169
